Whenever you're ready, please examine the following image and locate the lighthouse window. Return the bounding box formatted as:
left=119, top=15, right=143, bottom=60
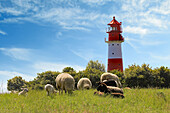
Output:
left=112, top=27, right=116, bottom=30
left=112, top=53, right=114, bottom=55
left=117, top=44, right=119, bottom=46
left=112, top=44, right=114, bottom=46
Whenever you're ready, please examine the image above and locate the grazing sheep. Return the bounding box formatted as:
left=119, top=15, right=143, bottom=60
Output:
left=11, top=90, right=19, bottom=94
left=94, top=91, right=104, bottom=96
left=111, top=93, right=125, bottom=98
left=45, top=84, right=55, bottom=96
left=18, top=88, right=28, bottom=96
left=97, top=79, right=118, bottom=87
left=97, top=82, right=109, bottom=93
left=97, top=82, right=123, bottom=94
left=94, top=91, right=124, bottom=98
left=124, top=87, right=131, bottom=89
left=100, top=72, right=122, bottom=88
left=55, top=73, right=75, bottom=94
left=107, top=86, right=124, bottom=94
left=77, top=78, right=92, bottom=90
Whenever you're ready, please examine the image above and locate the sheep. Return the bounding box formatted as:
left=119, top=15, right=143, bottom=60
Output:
left=18, top=88, right=28, bottom=96
left=55, top=73, right=75, bottom=94
left=94, top=91, right=104, bottom=96
left=45, top=84, right=56, bottom=96
left=97, top=79, right=118, bottom=87
left=100, top=72, right=122, bottom=88
left=97, top=82, right=123, bottom=94
left=97, top=82, right=109, bottom=93
left=11, top=90, right=19, bottom=94
left=111, top=93, right=125, bottom=98
left=77, top=78, right=92, bottom=90
left=124, top=87, right=131, bottom=89
left=107, top=86, right=124, bottom=94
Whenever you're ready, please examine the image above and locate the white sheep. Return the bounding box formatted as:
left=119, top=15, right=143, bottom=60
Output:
left=100, top=72, right=122, bottom=88
left=77, top=78, right=92, bottom=90
left=45, top=84, right=55, bottom=96
left=11, top=90, right=19, bottom=94
left=18, top=88, right=28, bottom=96
left=55, top=73, right=75, bottom=94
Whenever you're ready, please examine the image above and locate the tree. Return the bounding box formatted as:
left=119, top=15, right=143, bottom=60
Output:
left=152, top=66, right=170, bottom=88
left=62, top=67, right=75, bottom=73
left=86, top=60, right=105, bottom=72
left=62, top=67, right=77, bottom=77
left=7, top=76, right=27, bottom=91
left=124, top=64, right=154, bottom=88
left=29, top=71, right=60, bottom=89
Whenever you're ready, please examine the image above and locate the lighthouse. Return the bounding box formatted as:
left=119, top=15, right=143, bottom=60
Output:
left=105, top=16, right=124, bottom=72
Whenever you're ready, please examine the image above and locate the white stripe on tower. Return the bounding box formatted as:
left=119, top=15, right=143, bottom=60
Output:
left=108, top=42, right=122, bottom=59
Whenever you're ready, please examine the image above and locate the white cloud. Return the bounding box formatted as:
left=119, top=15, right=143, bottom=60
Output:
left=0, top=0, right=169, bottom=35
left=124, top=26, right=148, bottom=35
left=0, top=71, right=34, bottom=81
left=81, top=0, right=112, bottom=6
left=125, top=37, right=140, bottom=53
left=0, top=81, right=9, bottom=93
left=0, top=48, right=33, bottom=61
left=0, top=30, right=7, bottom=35
left=33, top=62, right=85, bottom=72
left=149, top=53, right=170, bottom=61
left=149, top=0, right=170, bottom=15
left=56, top=32, right=62, bottom=39
left=120, top=0, right=169, bottom=34
left=70, top=49, right=103, bottom=61
left=0, top=8, right=23, bottom=16
left=0, top=71, right=34, bottom=93
left=140, top=17, right=167, bottom=29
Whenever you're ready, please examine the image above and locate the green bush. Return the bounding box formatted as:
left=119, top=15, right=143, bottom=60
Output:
left=7, top=76, right=27, bottom=91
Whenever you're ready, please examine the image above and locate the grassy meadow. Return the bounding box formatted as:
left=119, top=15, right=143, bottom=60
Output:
left=0, top=88, right=169, bottom=113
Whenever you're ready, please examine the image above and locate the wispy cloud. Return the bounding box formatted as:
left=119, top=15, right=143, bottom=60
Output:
left=120, top=0, right=169, bottom=34
left=0, top=70, right=34, bottom=93
left=0, top=8, right=23, bottom=16
left=148, top=0, right=170, bottom=15
left=70, top=49, right=103, bottom=61
left=0, top=71, right=34, bottom=81
left=81, top=0, right=113, bottom=6
left=149, top=53, right=170, bottom=61
left=0, top=30, right=7, bottom=35
left=125, top=37, right=140, bottom=53
left=124, top=26, right=148, bottom=35
left=0, top=48, right=33, bottom=61
left=33, top=62, right=85, bottom=72
left=56, top=32, right=62, bottom=39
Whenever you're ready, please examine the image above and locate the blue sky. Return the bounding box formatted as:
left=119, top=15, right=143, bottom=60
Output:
left=0, top=0, right=170, bottom=92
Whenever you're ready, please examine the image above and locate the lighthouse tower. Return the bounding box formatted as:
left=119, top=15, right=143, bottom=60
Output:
left=105, top=16, right=124, bottom=72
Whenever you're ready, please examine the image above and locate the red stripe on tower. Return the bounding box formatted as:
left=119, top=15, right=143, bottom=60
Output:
left=105, top=16, right=124, bottom=72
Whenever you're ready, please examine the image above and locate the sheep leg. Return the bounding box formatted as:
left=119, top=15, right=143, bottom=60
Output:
left=47, top=91, right=49, bottom=96
left=58, top=89, right=60, bottom=95
left=61, top=84, right=64, bottom=94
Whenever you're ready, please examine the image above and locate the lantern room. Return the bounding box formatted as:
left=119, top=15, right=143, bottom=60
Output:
left=106, top=16, right=124, bottom=42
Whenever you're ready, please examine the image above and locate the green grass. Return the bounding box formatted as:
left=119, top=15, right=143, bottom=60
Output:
left=0, top=88, right=169, bottom=113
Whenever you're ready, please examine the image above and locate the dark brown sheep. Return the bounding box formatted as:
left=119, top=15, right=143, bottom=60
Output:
left=111, top=93, right=125, bottom=98
left=97, top=83, right=124, bottom=94
left=97, top=79, right=118, bottom=87
left=94, top=91, right=104, bottom=96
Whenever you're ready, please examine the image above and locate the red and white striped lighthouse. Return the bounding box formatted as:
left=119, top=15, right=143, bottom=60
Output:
left=105, top=16, right=124, bottom=72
